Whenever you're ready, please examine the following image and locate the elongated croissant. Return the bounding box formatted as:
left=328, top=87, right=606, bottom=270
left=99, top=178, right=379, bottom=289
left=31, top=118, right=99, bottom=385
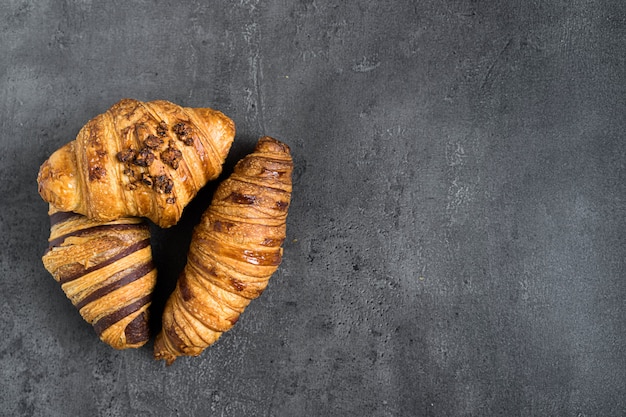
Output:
left=37, top=98, right=235, bottom=228
left=154, top=136, right=293, bottom=364
left=42, top=207, right=157, bottom=349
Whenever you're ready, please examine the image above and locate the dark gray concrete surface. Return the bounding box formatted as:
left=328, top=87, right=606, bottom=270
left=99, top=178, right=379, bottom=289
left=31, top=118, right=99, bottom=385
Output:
left=1, top=1, right=625, bottom=416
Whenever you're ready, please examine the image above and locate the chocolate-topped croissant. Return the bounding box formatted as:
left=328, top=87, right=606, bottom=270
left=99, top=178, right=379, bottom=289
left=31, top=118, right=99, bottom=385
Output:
left=42, top=206, right=157, bottom=349
left=37, top=98, right=235, bottom=228
left=154, top=136, right=293, bottom=364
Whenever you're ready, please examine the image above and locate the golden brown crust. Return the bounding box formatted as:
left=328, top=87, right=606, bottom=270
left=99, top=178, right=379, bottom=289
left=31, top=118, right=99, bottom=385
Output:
left=154, top=136, right=293, bottom=364
left=42, top=206, right=157, bottom=349
left=37, top=98, right=235, bottom=228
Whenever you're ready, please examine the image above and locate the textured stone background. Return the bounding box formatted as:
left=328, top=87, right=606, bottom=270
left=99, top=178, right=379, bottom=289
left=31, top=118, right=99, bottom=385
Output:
left=1, top=1, right=625, bottom=416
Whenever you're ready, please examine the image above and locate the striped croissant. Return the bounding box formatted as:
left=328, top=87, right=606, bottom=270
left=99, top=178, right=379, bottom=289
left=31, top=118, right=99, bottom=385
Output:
left=42, top=207, right=157, bottom=349
left=154, top=136, right=293, bottom=364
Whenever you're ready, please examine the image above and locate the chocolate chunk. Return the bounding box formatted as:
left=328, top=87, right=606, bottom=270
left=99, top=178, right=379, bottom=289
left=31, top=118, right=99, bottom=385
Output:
left=160, top=142, right=183, bottom=169
left=173, top=122, right=191, bottom=136
left=144, top=134, right=164, bottom=149
left=141, top=173, right=153, bottom=187
left=173, top=122, right=195, bottom=146
left=153, top=175, right=174, bottom=194
left=133, top=147, right=155, bottom=167
left=116, top=148, right=137, bottom=163
left=156, top=121, right=168, bottom=137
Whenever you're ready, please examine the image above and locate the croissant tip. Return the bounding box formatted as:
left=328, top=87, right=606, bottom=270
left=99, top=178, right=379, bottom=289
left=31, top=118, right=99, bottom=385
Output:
left=37, top=142, right=80, bottom=212
left=153, top=333, right=178, bottom=365
left=153, top=352, right=177, bottom=365
left=256, top=136, right=291, bottom=155
left=154, top=353, right=177, bottom=366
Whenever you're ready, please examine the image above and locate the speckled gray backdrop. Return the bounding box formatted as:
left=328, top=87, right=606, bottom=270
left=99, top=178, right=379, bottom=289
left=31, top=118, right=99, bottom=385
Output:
left=1, top=0, right=625, bottom=416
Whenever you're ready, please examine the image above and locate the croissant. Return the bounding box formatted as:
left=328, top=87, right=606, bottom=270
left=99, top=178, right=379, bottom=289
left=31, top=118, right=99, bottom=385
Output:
left=42, top=206, right=157, bottom=349
left=154, top=136, right=293, bottom=364
left=37, top=98, right=235, bottom=228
